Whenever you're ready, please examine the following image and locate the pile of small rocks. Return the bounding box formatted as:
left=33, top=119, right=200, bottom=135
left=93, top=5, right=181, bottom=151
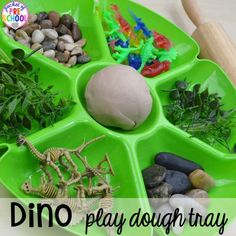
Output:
left=142, top=152, right=215, bottom=233
left=3, top=11, right=91, bottom=67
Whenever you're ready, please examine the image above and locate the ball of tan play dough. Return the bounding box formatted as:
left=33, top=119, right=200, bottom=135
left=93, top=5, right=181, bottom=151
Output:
left=85, top=65, right=153, bottom=130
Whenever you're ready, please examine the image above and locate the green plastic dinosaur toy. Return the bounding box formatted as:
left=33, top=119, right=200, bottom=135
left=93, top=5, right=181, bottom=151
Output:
left=103, top=9, right=127, bottom=42
left=139, top=36, right=159, bottom=72
left=157, top=47, right=177, bottom=62
left=112, top=43, right=143, bottom=63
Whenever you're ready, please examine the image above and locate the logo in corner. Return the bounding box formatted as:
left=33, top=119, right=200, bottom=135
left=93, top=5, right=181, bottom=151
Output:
left=2, top=1, right=28, bottom=30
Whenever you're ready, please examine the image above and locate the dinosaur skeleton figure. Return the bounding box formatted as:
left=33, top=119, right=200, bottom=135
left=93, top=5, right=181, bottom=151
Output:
left=76, top=153, right=115, bottom=196
left=22, top=175, right=67, bottom=198
left=20, top=134, right=118, bottom=236
left=18, top=135, right=105, bottom=186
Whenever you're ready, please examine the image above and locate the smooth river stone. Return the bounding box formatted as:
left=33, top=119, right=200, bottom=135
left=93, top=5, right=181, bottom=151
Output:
left=32, top=29, right=45, bottom=43
left=186, top=189, right=210, bottom=208
left=42, top=39, right=57, bottom=51
left=67, top=56, right=77, bottom=66
left=55, top=51, right=70, bottom=63
left=44, top=50, right=55, bottom=58
left=48, top=11, right=60, bottom=27
left=164, top=170, right=191, bottom=194
left=15, top=29, right=30, bottom=42
left=60, top=14, right=74, bottom=29
left=71, top=46, right=82, bottom=56
left=147, top=182, right=172, bottom=198
left=77, top=54, right=91, bottom=64
left=148, top=182, right=172, bottom=209
left=64, top=43, right=76, bottom=51
left=57, top=40, right=65, bottom=52
left=155, top=152, right=204, bottom=175
left=172, top=206, right=185, bottom=235
left=21, top=24, right=40, bottom=36
left=31, top=43, right=43, bottom=54
left=56, top=24, right=71, bottom=36
left=59, top=34, right=74, bottom=44
left=169, top=194, right=207, bottom=221
left=142, top=165, right=166, bottom=189
left=71, top=22, right=82, bottom=41
left=156, top=203, right=174, bottom=225
left=42, top=29, right=58, bottom=40
left=189, top=169, right=215, bottom=192
left=41, top=19, right=53, bottom=29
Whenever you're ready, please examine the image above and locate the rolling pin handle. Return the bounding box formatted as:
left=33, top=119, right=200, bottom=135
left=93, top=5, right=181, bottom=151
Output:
left=181, top=0, right=205, bottom=27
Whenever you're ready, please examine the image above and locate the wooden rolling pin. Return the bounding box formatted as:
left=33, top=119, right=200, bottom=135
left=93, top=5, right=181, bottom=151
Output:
left=181, top=0, right=236, bottom=86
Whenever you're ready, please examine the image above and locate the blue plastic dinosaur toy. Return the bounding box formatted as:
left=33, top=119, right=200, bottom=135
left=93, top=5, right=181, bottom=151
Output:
left=129, top=10, right=152, bottom=38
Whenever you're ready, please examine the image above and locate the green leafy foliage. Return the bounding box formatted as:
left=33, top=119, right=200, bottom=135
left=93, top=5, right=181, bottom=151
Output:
left=164, top=80, right=236, bottom=152
left=0, top=48, right=74, bottom=140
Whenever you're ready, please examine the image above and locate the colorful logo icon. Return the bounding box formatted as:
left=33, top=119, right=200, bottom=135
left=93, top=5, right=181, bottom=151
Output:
left=2, top=1, right=28, bottom=30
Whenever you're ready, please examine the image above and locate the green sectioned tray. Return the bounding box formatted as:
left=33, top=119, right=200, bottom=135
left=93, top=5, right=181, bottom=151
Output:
left=0, top=0, right=236, bottom=236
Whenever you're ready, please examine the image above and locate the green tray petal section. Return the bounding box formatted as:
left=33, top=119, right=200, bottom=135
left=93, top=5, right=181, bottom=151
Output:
left=156, top=60, right=236, bottom=155
left=136, top=125, right=236, bottom=236
left=98, top=0, right=200, bottom=69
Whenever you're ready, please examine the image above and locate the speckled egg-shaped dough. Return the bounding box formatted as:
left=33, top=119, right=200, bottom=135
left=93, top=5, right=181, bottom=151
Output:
left=85, top=65, right=153, bottom=130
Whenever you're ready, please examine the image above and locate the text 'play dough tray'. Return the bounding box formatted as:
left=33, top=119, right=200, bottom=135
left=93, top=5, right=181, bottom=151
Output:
left=0, top=0, right=236, bottom=236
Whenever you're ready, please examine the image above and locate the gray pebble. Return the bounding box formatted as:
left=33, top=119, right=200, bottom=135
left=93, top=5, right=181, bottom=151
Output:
left=56, top=24, right=71, bottom=36
left=57, top=40, right=65, bottom=52
left=41, top=19, right=53, bottom=29
left=75, top=38, right=86, bottom=48
left=68, top=56, right=77, bottom=66
left=71, top=46, right=82, bottom=56
left=31, top=43, right=43, bottom=54
left=60, top=14, right=74, bottom=29
left=48, top=11, right=60, bottom=27
left=32, top=29, right=45, bottom=43
left=42, top=39, right=57, bottom=51
left=42, top=29, right=58, bottom=40
left=59, top=34, right=74, bottom=43
left=147, top=182, right=172, bottom=199
left=77, top=54, right=91, bottom=64
left=15, top=29, right=30, bottom=42
left=28, top=14, right=37, bottom=23
left=164, top=170, right=191, bottom=194
left=142, top=165, right=166, bottom=188
left=44, top=50, right=55, bottom=58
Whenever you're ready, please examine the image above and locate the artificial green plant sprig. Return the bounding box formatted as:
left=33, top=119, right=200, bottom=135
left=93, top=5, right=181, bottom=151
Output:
left=0, top=48, right=74, bottom=140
